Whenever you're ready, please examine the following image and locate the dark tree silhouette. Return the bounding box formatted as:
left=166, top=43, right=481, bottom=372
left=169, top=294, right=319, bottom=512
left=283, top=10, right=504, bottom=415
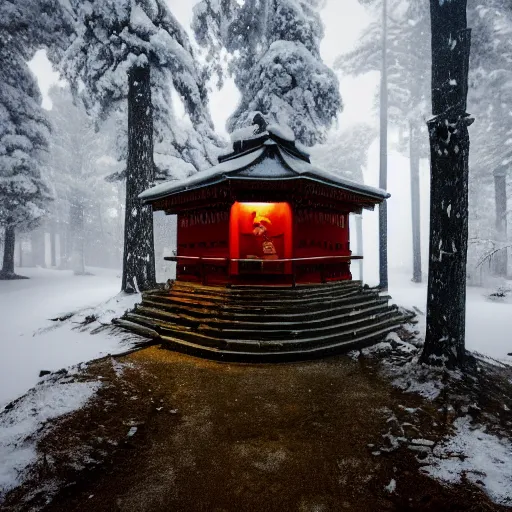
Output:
left=420, top=0, right=473, bottom=368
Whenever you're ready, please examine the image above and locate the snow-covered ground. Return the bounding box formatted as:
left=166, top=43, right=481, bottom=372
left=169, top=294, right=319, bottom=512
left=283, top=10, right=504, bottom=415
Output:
left=0, top=266, right=145, bottom=499
left=423, top=416, right=512, bottom=507
left=389, top=271, right=512, bottom=364
left=0, top=267, right=139, bottom=410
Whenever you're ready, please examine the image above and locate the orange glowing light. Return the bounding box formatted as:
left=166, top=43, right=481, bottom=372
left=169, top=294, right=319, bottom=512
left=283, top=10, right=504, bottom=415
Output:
left=230, top=202, right=293, bottom=274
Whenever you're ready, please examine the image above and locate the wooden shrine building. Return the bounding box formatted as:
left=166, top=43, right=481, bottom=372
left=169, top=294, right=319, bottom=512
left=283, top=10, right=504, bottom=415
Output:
left=140, top=122, right=389, bottom=287
left=116, top=120, right=413, bottom=361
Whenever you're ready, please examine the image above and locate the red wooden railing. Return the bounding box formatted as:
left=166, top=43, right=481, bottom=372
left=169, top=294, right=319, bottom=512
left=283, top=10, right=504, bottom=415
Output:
left=164, top=254, right=363, bottom=287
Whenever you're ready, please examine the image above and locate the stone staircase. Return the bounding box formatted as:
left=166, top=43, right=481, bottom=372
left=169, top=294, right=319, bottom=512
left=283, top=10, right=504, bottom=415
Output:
left=114, top=280, right=415, bottom=362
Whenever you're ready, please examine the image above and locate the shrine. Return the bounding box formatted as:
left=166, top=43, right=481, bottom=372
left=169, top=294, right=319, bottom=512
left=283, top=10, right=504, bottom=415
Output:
left=115, top=119, right=412, bottom=361
left=140, top=121, right=389, bottom=286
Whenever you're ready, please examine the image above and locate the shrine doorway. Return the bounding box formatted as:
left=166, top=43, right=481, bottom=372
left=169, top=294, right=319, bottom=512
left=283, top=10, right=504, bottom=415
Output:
left=229, top=202, right=293, bottom=277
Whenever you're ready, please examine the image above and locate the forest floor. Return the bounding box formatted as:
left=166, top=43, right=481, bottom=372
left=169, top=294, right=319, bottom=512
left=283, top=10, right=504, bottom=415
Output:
left=2, top=342, right=512, bottom=512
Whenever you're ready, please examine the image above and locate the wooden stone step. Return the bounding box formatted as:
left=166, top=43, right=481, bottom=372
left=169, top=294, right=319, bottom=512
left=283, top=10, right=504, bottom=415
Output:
left=115, top=282, right=414, bottom=362
left=168, top=281, right=365, bottom=301
left=165, top=286, right=366, bottom=306
left=170, top=279, right=364, bottom=296
left=152, top=312, right=410, bottom=351
left=140, top=290, right=386, bottom=317
left=160, top=285, right=370, bottom=308
left=156, top=310, right=401, bottom=342
left=158, top=322, right=407, bottom=362
left=138, top=296, right=392, bottom=325
left=131, top=301, right=395, bottom=334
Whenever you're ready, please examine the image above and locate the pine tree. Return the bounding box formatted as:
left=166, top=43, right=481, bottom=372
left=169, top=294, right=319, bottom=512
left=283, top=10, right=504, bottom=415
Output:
left=0, top=0, right=72, bottom=279
left=63, top=0, right=223, bottom=292
left=336, top=0, right=431, bottom=284
left=468, top=2, right=512, bottom=277
left=193, top=0, right=342, bottom=146
left=0, top=49, right=53, bottom=279
left=47, top=86, right=121, bottom=274
left=420, top=0, right=473, bottom=368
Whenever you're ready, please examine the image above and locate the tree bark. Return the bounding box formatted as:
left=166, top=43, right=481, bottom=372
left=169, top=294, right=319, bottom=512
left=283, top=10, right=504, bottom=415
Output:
left=1, top=225, right=15, bottom=275
left=420, top=0, right=472, bottom=368
left=493, top=168, right=507, bottom=277
left=70, top=196, right=86, bottom=275
left=409, top=121, right=422, bottom=283
left=50, top=221, right=57, bottom=267
left=121, top=60, right=156, bottom=293
left=379, top=0, right=389, bottom=290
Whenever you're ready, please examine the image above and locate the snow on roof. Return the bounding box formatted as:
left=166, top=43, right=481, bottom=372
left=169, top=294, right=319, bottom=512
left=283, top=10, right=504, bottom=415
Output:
left=277, top=148, right=389, bottom=200
left=267, top=123, right=295, bottom=142
left=139, top=148, right=266, bottom=201
left=139, top=132, right=389, bottom=203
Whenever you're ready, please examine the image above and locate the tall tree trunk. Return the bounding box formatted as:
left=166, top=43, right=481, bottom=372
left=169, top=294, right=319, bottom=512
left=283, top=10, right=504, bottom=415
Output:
left=379, top=0, right=389, bottom=290
left=31, top=227, right=46, bottom=268
left=493, top=168, right=507, bottom=277
left=50, top=221, right=57, bottom=267
left=420, top=0, right=472, bottom=368
left=18, top=237, right=23, bottom=268
left=121, top=60, right=156, bottom=293
left=60, top=222, right=69, bottom=269
left=70, top=193, right=86, bottom=275
left=409, top=121, right=422, bottom=283
left=1, top=225, right=15, bottom=275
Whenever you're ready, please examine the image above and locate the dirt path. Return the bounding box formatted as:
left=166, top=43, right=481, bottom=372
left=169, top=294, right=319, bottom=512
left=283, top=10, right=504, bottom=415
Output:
left=4, top=347, right=507, bottom=511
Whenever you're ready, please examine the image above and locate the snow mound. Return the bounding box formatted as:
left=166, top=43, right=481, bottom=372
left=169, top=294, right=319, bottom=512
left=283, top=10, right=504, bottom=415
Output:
left=0, top=379, right=100, bottom=499
left=230, top=124, right=259, bottom=143
left=267, top=123, right=295, bottom=142
left=422, top=416, right=512, bottom=506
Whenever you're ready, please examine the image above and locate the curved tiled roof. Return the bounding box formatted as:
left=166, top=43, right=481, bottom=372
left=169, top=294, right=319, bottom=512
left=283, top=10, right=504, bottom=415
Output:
left=139, top=127, right=389, bottom=204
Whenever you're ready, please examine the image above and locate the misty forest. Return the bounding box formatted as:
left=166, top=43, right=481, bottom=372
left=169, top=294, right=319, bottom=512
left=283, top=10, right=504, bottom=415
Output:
left=1, top=0, right=512, bottom=510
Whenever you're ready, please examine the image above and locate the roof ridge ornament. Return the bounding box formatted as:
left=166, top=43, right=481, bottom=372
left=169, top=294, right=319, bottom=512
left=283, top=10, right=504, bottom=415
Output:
left=253, top=113, right=269, bottom=135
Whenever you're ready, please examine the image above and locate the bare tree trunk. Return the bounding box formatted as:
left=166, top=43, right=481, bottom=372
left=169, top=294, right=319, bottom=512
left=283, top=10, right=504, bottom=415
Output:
left=410, top=121, right=422, bottom=283
left=16, top=237, right=23, bottom=268
left=121, top=60, right=156, bottom=293
left=70, top=193, right=86, bottom=275
left=379, top=0, right=389, bottom=290
left=1, top=226, right=28, bottom=279
left=1, top=225, right=15, bottom=275
left=420, top=0, right=472, bottom=368
left=493, top=168, right=507, bottom=276
left=50, top=221, right=57, bottom=267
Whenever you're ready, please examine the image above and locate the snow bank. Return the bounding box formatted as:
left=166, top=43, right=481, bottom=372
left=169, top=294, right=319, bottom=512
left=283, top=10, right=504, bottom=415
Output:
left=0, top=267, right=141, bottom=409
left=423, top=416, right=512, bottom=506
left=389, top=272, right=512, bottom=365
left=0, top=379, right=100, bottom=499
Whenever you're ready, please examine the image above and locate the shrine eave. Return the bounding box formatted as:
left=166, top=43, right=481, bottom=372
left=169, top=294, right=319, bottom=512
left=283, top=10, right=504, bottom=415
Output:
left=139, top=143, right=390, bottom=206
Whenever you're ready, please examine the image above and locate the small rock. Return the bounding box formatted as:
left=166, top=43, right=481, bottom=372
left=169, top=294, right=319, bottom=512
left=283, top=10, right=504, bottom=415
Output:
left=411, top=439, right=435, bottom=447
left=170, top=409, right=178, bottom=414
left=384, top=479, right=396, bottom=493
left=39, top=370, right=51, bottom=377
left=408, top=445, right=432, bottom=453
left=127, top=427, right=137, bottom=437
